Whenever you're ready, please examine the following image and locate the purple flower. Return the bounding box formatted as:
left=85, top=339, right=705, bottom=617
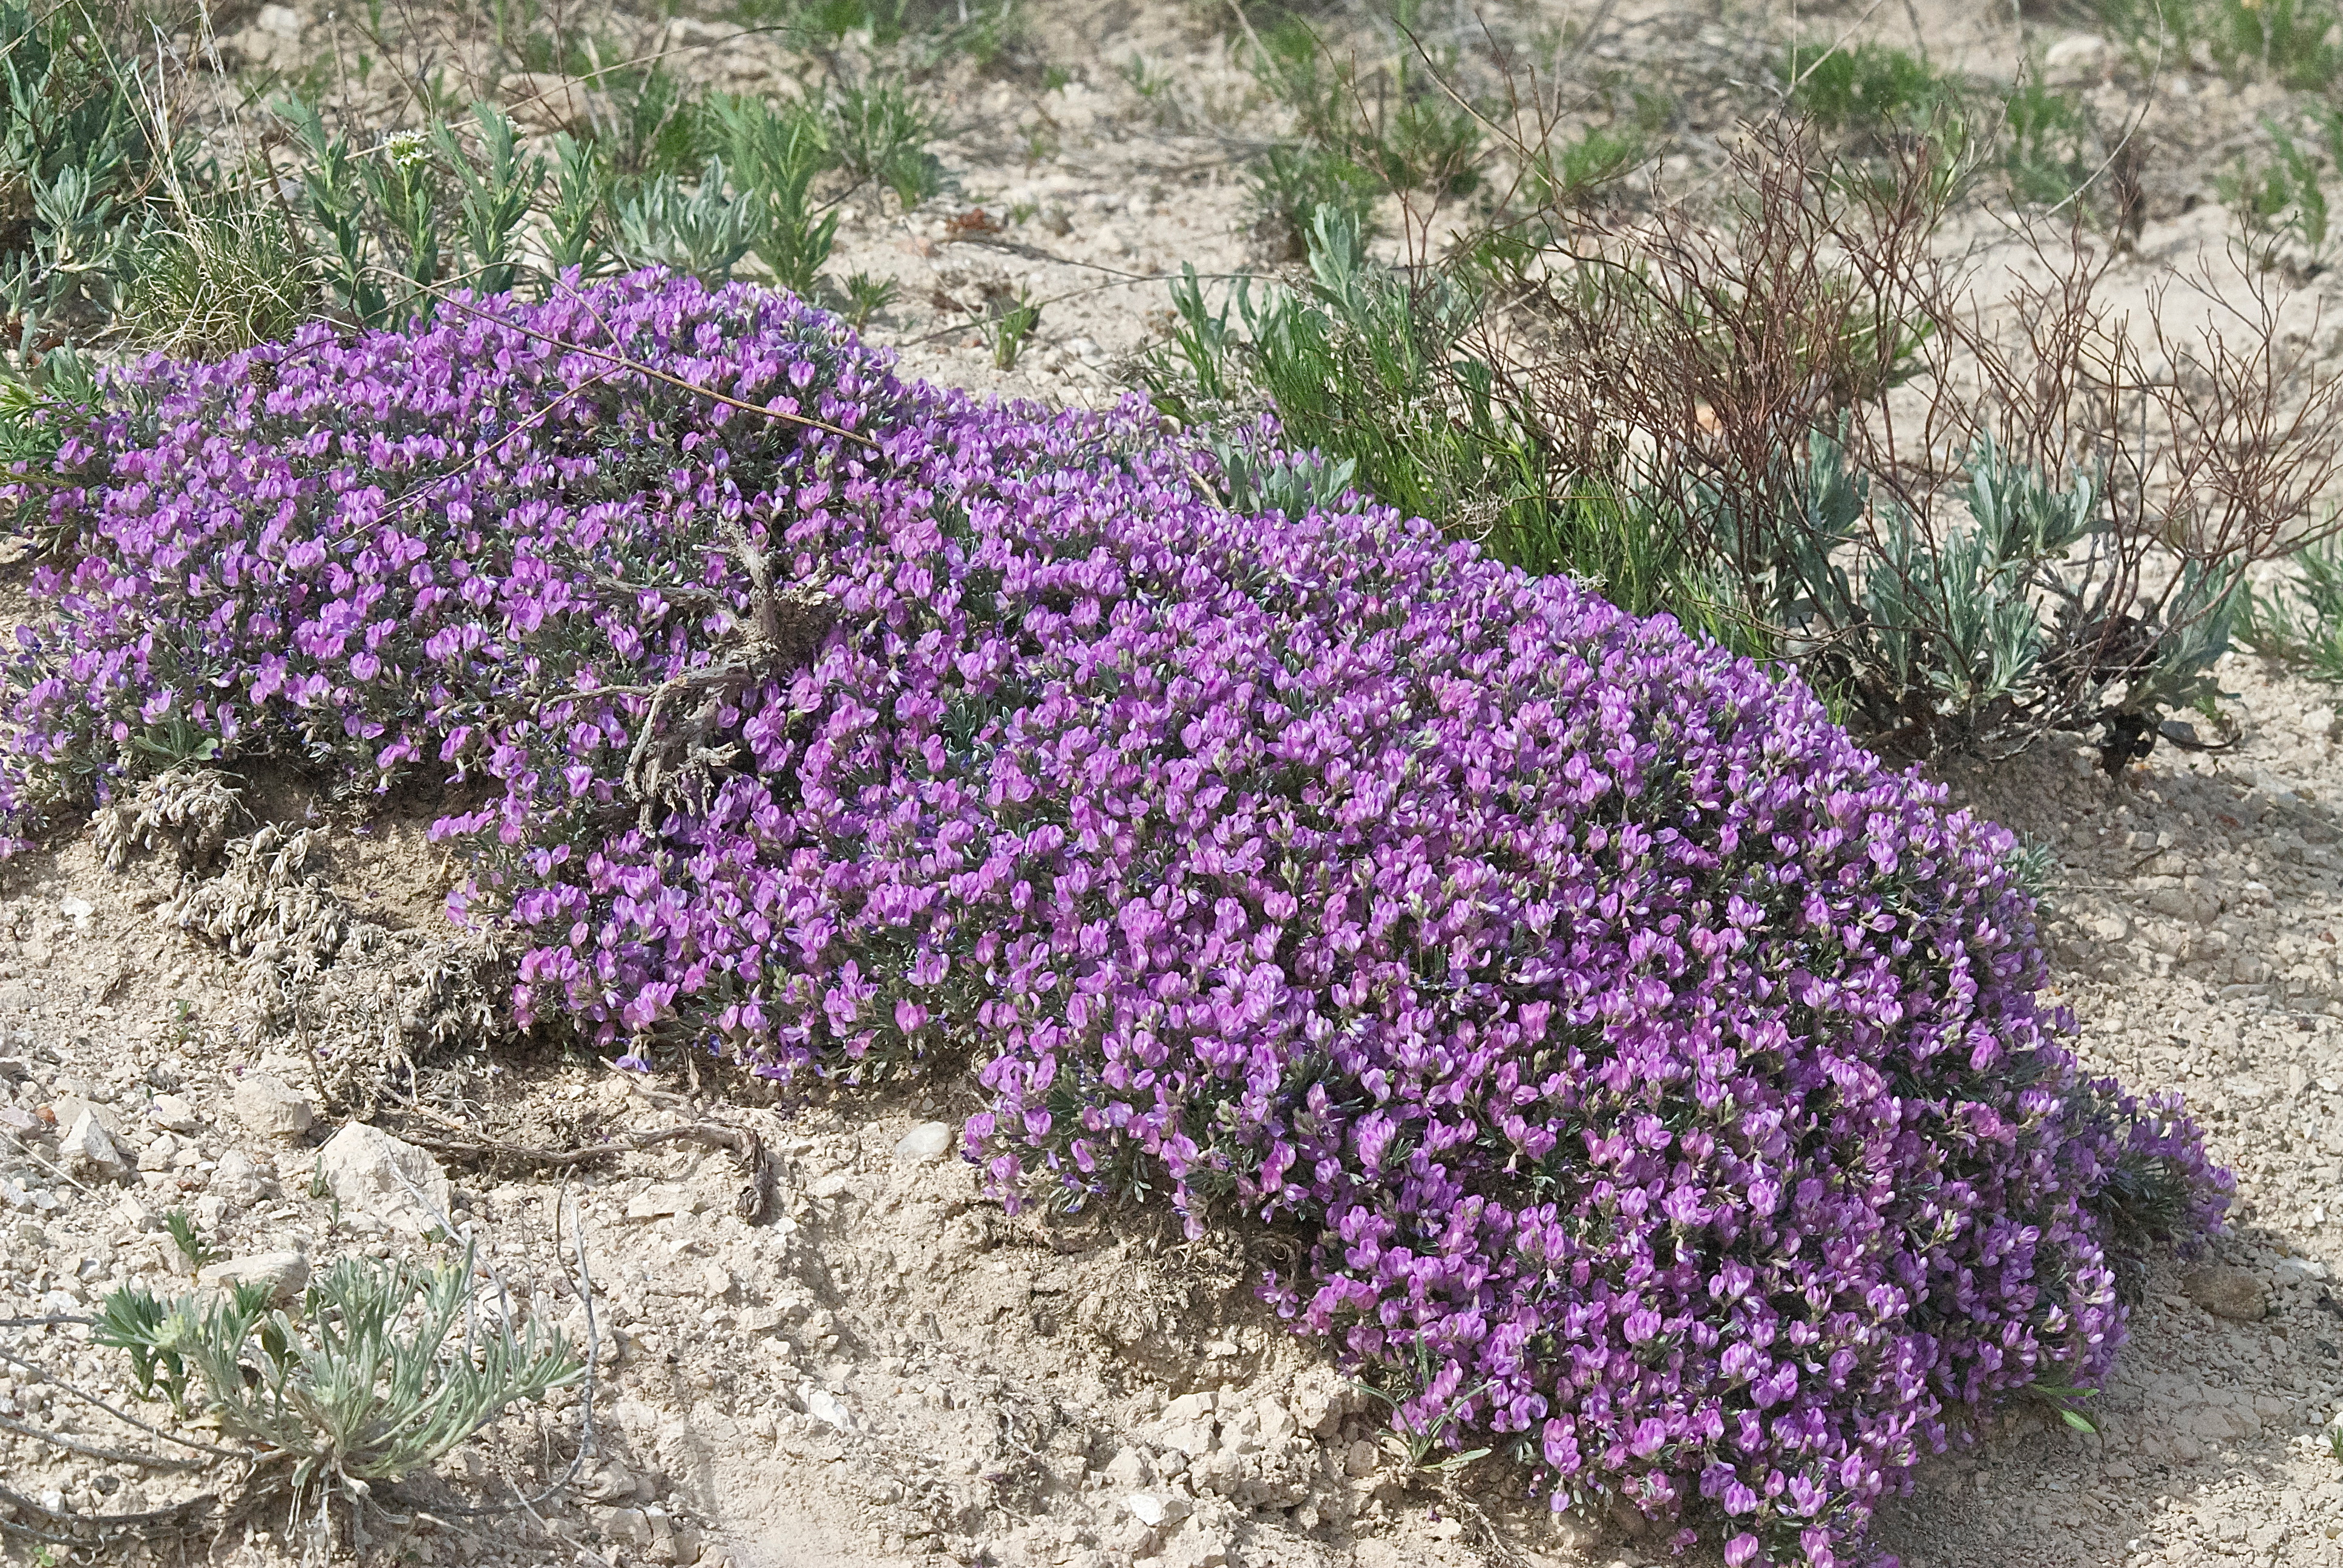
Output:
left=0, top=269, right=2231, bottom=1568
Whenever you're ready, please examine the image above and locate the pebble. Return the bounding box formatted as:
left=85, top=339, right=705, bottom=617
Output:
left=803, top=1388, right=852, bottom=1428
left=231, top=1073, right=313, bottom=1138
left=318, top=1123, right=453, bottom=1235
left=197, top=1249, right=310, bottom=1304
left=2276, top=1256, right=2329, bottom=1287
left=1104, top=1446, right=1156, bottom=1489
left=50, top=1095, right=125, bottom=1138
left=212, top=1148, right=269, bottom=1206
left=2184, top=1265, right=2269, bottom=1322
left=2042, top=32, right=2109, bottom=80
left=59, top=1111, right=127, bottom=1175
left=892, top=1122, right=952, bottom=1163
left=625, top=1186, right=693, bottom=1221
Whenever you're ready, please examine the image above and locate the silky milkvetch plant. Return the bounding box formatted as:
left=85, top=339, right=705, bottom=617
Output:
left=2, top=271, right=2227, bottom=1565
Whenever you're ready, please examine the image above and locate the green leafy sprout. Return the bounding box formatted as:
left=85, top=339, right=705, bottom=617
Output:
left=983, top=289, right=1043, bottom=370
left=93, top=1246, right=582, bottom=1544
left=1344, top=1330, right=1494, bottom=1475
left=2027, top=1379, right=2100, bottom=1434
left=161, top=1207, right=219, bottom=1277
left=2240, top=532, right=2343, bottom=684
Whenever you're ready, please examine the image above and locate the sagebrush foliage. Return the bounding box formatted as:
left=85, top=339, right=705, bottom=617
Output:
left=96, top=1249, right=579, bottom=1540
left=1, top=273, right=2227, bottom=1566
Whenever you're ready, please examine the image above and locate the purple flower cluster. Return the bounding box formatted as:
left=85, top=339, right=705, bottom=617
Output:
left=3, top=273, right=2227, bottom=1565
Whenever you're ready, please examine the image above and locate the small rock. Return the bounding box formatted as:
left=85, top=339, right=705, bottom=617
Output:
left=59, top=1110, right=128, bottom=1175
left=255, top=2, right=301, bottom=38
left=1152, top=1389, right=1218, bottom=1454
left=232, top=1073, right=313, bottom=1138
left=1162, top=1392, right=1216, bottom=1423
left=212, top=1148, right=269, bottom=1206
left=137, top=1133, right=177, bottom=1172
left=1127, top=1494, right=1167, bottom=1527
left=624, top=1186, right=691, bottom=1221
left=582, top=1462, right=637, bottom=1502
left=2189, top=1403, right=2246, bottom=1442
left=57, top=895, right=93, bottom=926
left=2183, top=1265, right=2268, bottom=1322
left=606, top=1507, right=653, bottom=1547
left=1170, top=1523, right=1227, bottom=1567
left=1104, top=1446, right=1158, bottom=1491
left=893, top=1121, right=953, bottom=1164
left=803, top=1389, right=851, bottom=1428
left=2042, top=33, right=2109, bottom=80
left=319, top=1123, right=453, bottom=1236
left=1546, top=1500, right=1602, bottom=1556
left=50, top=1095, right=126, bottom=1138
left=197, top=1250, right=310, bottom=1304
left=1219, top=1397, right=1294, bottom=1455
left=666, top=1520, right=703, bottom=1565
left=2275, top=1256, right=2328, bottom=1288
left=148, top=1094, right=200, bottom=1134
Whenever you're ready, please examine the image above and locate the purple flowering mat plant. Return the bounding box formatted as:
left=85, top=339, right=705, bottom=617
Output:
left=1, top=272, right=2230, bottom=1565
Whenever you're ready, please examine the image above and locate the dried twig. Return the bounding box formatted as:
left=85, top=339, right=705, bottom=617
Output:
left=0, top=1411, right=205, bottom=1471
left=0, top=1489, right=218, bottom=1549
left=392, top=1116, right=780, bottom=1223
